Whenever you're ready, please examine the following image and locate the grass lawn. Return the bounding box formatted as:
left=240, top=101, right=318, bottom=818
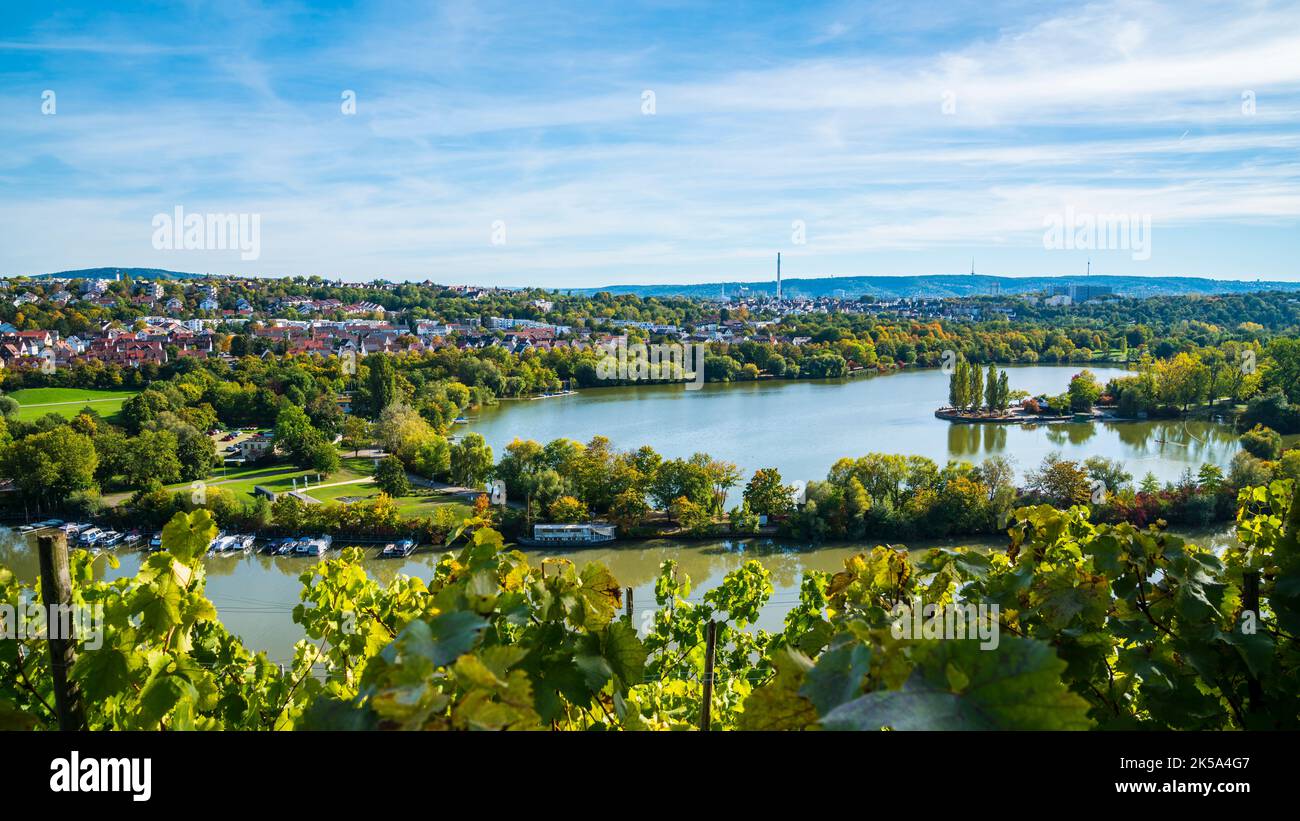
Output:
left=219, top=465, right=372, bottom=498
left=7, top=387, right=139, bottom=424
left=305, top=482, right=473, bottom=520
left=173, top=455, right=379, bottom=499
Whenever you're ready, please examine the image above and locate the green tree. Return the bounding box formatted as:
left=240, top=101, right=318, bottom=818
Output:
left=340, top=416, right=372, bottom=456
left=302, top=430, right=341, bottom=474
left=449, top=433, right=494, bottom=488
left=410, top=435, right=451, bottom=479
left=1067, top=370, right=1102, bottom=413
left=123, top=429, right=183, bottom=488
left=274, top=405, right=315, bottom=460
left=548, top=495, right=589, bottom=523
left=949, top=358, right=970, bottom=409
left=608, top=489, right=650, bottom=530
left=365, top=353, right=400, bottom=417
left=374, top=455, right=411, bottom=497
left=967, top=362, right=983, bottom=412
left=4, top=426, right=99, bottom=508
left=649, top=456, right=713, bottom=510
left=743, top=468, right=794, bottom=518
left=1240, top=424, right=1283, bottom=460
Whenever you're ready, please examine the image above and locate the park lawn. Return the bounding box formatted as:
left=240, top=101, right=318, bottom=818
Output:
left=167, top=463, right=298, bottom=490
left=163, top=455, right=379, bottom=496
left=305, top=483, right=473, bottom=520
left=217, top=464, right=373, bottom=499
left=8, top=387, right=139, bottom=424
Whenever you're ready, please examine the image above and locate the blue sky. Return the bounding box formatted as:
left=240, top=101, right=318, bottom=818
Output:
left=1, top=0, right=1298, bottom=286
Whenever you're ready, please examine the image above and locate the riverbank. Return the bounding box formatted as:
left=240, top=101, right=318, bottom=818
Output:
left=934, top=407, right=1081, bottom=424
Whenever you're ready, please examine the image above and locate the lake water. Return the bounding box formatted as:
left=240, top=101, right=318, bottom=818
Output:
left=464, top=365, right=1241, bottom=489
left=1, top=366, right=1246, bottom=662
left=1, top=524, right=1239, bottom=664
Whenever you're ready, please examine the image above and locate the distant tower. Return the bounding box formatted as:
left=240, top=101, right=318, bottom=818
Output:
left=1086, top=258, right=1091, bottom=276
left=776, top=253, right=782, bottom=300
left=970, top=258, right=975, bottom=276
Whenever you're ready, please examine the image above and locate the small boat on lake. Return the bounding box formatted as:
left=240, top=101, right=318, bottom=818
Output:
left=295, top=535, right=333, bottom=556
left=19, top=519, right=64, bottom=534
left=380, top=539, right=416, bottom=558
left=209, top=534, right=254, bottom=555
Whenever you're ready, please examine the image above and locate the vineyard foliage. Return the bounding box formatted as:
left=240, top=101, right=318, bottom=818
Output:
left=2, top=481, right=1298, bottom=730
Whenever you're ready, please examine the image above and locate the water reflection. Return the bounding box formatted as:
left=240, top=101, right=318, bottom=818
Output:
left=0, top=518, right=1241, bottom=665
left=465, top=366, right=1241, bottom=492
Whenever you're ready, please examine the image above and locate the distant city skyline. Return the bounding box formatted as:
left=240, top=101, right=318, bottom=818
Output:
left=2, top=0, right=1298, bottom=285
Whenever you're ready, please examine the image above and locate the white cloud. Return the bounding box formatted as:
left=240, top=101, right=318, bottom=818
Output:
left=1, top=0, right=1298, bottom=282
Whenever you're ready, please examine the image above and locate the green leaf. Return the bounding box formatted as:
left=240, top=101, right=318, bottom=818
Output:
left=801, top=635, right=872, bottom=715
left=1217, top=628, right=1274, bottom=679
left=160, top=508, right=219, bottom=564
left=574, top=563, right=622, bottom=630
left=389, top=611, right=486, bottom=668
left=600, top=620, right=647, bottom=689
left=820, top=638, right=1093, bottom=731
left=738, top=647, right=820, bottom=731
left=138, top=672, right=198, bottom=727
left=71, top=647, right=134, bottom=702
left=297, top=696, right=379, bottom=731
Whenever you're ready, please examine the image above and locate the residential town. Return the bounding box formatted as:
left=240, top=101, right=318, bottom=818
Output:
left=0, top=270, right=1126, bottom=372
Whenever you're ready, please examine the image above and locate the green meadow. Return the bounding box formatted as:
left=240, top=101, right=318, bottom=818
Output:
left=6, top=387, right=140, bottom=423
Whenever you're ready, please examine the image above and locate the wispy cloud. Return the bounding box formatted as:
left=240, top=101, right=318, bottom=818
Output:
left=0, top=0, right=1297, bottom=284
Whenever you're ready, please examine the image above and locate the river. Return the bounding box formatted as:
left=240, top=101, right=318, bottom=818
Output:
left=1, top=365, right=1246, bottom=662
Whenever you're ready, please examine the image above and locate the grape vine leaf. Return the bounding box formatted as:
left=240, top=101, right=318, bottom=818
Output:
left=737, top=647, right=820, bottom=731
left=71, top=646, right=134, bottom=702
left=298, top=696, right=380, bottom=731
left=800, top=634, right=872, bottom=715
left=574, top=563, right=622, bottom=629
left=389, top=610, right=486, bottom=668
left=600, top=620, right=647, bottom=688
left=820, top=638, right=1093, bottom=731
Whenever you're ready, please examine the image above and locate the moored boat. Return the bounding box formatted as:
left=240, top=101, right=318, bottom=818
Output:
left=516, top=523, right=616, bottom=547
left=380, top=539, right=416, bottom=558
left=295, top=535, right=333, bottom=556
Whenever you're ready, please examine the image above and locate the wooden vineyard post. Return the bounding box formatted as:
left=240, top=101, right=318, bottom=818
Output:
left=37, top=532, right=86, bottom=731
left=1243, top=570, right=1263, bottom=715
left=700, top=620, right=717, bottom=731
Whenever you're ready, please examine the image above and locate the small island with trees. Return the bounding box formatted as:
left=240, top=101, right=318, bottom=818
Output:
left=936, top=357, right=1106, bottom=423
left=934, top=357, right=1026, bottom=422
